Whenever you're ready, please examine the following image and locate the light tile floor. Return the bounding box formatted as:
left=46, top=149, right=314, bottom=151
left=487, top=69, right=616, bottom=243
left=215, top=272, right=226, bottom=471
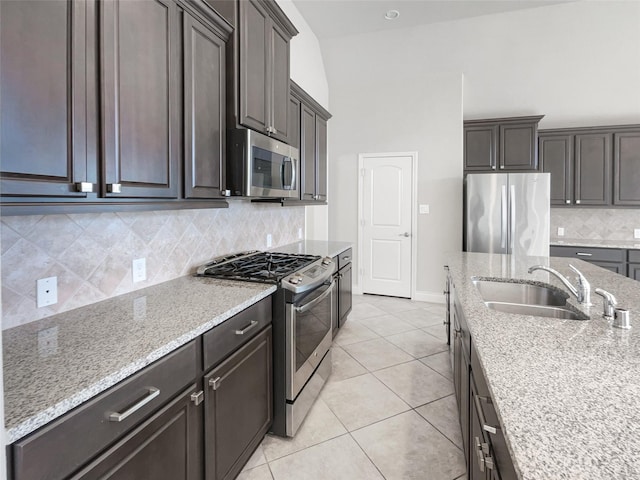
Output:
left=238, top=294, right=467, bottom=480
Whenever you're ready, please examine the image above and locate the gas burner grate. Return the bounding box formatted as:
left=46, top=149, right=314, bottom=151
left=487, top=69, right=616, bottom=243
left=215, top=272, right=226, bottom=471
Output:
left=197, top=251, right=320, bottom=283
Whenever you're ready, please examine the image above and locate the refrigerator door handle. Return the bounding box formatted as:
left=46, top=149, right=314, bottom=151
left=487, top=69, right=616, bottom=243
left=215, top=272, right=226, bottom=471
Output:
left=501, top=185, right=507, bottom=249
left=510, top=185, right=516, bottom=253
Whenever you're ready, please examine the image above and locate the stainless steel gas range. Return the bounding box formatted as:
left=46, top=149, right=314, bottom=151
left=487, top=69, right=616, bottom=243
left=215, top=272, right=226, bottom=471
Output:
left=196, top=251, right=335, bottom=437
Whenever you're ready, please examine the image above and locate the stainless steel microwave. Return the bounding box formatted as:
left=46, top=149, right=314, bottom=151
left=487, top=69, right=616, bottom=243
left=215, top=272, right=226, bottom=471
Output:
left=226, top=128, right=298, bottom=198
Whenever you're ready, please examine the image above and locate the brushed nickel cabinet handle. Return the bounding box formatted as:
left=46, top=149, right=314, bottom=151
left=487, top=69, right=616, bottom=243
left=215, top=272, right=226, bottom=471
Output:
left=108, top=183, right=121, bottom=193
left=76, top=182, right=93, bottom=193
left=576, top=252, right=592, bottom=257
left=235, top=320, right=258, bottom=335
left=109, top=387, right=160, bottom=422
left=209, top=376, right=222, bottom=390
left=576, top=199, right=581, bottom=204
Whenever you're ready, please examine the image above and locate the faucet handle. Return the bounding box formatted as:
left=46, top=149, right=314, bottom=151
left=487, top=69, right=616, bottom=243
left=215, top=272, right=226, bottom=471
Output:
left=568, top=264, right=592, bottom=306
left=594, top=287, right=618, bottom=319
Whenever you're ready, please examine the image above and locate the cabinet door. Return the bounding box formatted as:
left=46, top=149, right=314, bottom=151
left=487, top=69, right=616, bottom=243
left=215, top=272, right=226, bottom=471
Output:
left=590, top=260, right=626, bottom=275
left=269, top=21, right=290, bottom=143
left=574, top=133, right=611, bottom=206
left=339, top=262, right=353, bottom=327
left=499, top=122, right=538, bottom=171
left=629, top=264, right=640, bottom=281
left=452, top=308, right=469, bottom=466
left=464, top=125, right=498, bottom=171
left=540, top=135, right=573, bottom=205
left=183, top=13, right=226, bottom=199
left=300, top=105, right=317, bottom=200
left=469, top=388, right=488, bottom=480
left=204, top=326, right=273, bottom=480
left=613, top=131, right=640, bottom=206
left=288, top=95, right=301, bottom=150
left=316, top=116, right=328, bottom=202
left=72, top=385, right=202, bottom=480
left=239, top=0, right=269, bottom=134
left=0, top=0, right=89, bottom=198
left=101, top=0, right=180, bottom=198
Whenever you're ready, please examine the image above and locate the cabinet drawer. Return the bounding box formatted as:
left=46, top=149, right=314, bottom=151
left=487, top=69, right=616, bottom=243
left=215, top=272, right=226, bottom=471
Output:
left=13, top=340, right=198, bottom=480
left=550, top=245, right=625, bottom=262
left=338, top=248, right=352, bottom=269
left=628, top=250, right=640, bottom=263
left=202, top=296, right=272, bottom=371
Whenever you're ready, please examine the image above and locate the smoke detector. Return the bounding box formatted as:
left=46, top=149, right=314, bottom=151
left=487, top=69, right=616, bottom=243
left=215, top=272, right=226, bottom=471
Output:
left=384, top=9, right=400, bottom=20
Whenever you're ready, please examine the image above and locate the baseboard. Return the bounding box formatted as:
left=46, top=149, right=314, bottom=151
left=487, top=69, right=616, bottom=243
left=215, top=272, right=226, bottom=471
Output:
left=412, top=291, right=445, bottom=303
left=353, top=285, right=364, bottom=295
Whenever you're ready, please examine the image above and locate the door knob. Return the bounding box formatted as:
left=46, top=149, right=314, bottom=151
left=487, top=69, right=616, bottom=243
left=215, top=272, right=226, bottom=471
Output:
left=399, top=232, right=410, bottom=237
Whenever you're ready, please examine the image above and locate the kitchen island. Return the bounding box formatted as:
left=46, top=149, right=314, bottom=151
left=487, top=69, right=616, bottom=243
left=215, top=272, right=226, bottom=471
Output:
left=446, top=252, right=640, bottom=480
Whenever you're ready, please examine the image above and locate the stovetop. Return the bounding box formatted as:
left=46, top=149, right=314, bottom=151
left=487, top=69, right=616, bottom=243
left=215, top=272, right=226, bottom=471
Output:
left=196, top=251, right=321, bottom=284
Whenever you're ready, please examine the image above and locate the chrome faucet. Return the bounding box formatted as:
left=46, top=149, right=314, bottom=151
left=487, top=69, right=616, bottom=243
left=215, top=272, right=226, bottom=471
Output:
left=594, top=288, right=617, bottom=319
left=528, top=264, right=592, bottom=306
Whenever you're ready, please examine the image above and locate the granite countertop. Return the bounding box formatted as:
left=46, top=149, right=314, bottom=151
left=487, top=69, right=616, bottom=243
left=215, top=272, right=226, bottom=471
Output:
left=271, top=240, right=352, bottom=258
left=445, top=252, right=640, bottom=480
left=3, top=276, right=276, bottom=443
left=551, top=238, right=640, bottom=250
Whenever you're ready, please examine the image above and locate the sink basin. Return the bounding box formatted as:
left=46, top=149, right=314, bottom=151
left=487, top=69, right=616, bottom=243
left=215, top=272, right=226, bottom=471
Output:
left=484, top=301, right=589, bottom=320
left=473, top=279, right=569, bottom=306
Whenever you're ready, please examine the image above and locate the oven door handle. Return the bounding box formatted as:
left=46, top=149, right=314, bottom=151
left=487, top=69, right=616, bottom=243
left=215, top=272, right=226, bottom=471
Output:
left=294, top=281, right=334, bottom=314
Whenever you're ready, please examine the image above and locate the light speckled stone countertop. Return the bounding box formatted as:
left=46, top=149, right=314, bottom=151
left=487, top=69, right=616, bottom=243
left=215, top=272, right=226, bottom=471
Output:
left=271, top=240, right=352, bottom=258
left=551, top=238, right=640, bottom=250
left=445, top=252, right=640, bottom=480
left=3, top=276, right=276, bottom=443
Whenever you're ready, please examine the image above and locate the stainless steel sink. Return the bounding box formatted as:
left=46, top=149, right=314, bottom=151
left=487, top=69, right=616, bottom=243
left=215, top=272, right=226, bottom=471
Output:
left=472, top=278, right=589, bottom=320
left=473, top=279, right=569, bottom=306
left=484, top=301, right=589, bottom=320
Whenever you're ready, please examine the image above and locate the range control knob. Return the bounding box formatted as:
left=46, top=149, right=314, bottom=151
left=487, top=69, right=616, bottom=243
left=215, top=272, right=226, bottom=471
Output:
left=321, top=257, right=332, bottom=266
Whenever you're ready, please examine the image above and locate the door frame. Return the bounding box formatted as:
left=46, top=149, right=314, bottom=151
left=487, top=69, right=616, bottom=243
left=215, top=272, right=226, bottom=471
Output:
left=357, top=151, right=418, bottom=299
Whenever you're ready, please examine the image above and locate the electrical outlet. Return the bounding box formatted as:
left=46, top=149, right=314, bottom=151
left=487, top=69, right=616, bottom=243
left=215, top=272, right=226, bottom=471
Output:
left=419, top=204, right=430, bottom=214
left=298, top=227, right=303, bottom=239
left=635, top=229, right=640, bottom=239
left=37, top=277, right=58, bottom=308
left=266, top=234, right=272, bottom=247
left=132, top=258, right=146, bottom=283
left=38, top=326, right=58, bottom=357
left=557, top=227, right=565, bottom=237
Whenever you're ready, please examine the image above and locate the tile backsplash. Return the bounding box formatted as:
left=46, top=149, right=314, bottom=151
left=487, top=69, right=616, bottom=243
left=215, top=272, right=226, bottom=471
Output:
left=550, top=208, right=640, bottom=241
left=1, top=201, right=304, bottom=330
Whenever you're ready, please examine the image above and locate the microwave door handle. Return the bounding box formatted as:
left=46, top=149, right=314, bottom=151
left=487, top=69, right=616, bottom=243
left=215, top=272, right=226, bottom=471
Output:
left=282, top=157, right=294, bottom=190
left=289, top=158, right=296, bottom=190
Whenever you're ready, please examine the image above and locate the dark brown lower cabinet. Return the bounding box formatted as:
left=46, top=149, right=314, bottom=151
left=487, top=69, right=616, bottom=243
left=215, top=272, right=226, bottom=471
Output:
left=550, top=245, right=628, bottom=277
left=338, top=262, right=353, bottom=325
left=204, top=325, right=273, bottom=480
left=71, top=384, right=203, bottom=480
left=452, top=287, right=470, bottom=468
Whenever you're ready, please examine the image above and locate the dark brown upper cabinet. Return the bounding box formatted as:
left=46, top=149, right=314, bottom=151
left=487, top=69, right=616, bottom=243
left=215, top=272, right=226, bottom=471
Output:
left=238, top=0, right=296, bottom=144
left=464, top=116, right=543, bottom=172
left=540, top=135, right=573, bottom=205
left=540, top=124, right=639, bottom=208
left=0, top=0, right=90, bottom=198
left=574, top=132, right=611, bottom=206
left=613, top=130, right=640, bottom=206
left=1, top=0, right=231, bottom=213
left=101, top=0, right=180, bottom=199
left=182, top=8, right=228, bottom=199
left=289, top=81, right=331, bottom=204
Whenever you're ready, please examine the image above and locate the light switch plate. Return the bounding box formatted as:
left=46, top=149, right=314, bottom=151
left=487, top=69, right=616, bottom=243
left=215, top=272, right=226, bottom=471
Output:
left=419, top=204, right=430, bottom=214
left=37, top=277, right=58, bottom=308
left=132, top=258, right=146, bottom=283
left=266, top=234, right=273, bottom=247
left=557, top=227, right=565, bottom=237
left=38, top=326, right=58, bottom=357
left=635, top=229, right=640, bottom=239
left=298, top=228, right=303, bottom=239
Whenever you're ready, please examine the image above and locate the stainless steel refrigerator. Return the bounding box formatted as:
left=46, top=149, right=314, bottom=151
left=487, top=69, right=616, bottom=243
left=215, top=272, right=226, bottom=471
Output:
left=465, top=173, right=550, bottom=256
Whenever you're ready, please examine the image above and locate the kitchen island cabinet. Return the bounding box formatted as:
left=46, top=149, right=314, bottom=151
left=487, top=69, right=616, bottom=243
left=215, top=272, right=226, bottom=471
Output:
left=445, top=252, right=640, bottom=479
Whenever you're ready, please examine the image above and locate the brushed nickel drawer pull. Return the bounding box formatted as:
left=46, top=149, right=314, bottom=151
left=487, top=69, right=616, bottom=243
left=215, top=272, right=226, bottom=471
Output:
left=235, top=320, right=258, bottom=335
left=576, top=252, right=592, bottom=257
left=483, top=424, right=499, bottom=434
left=109, top=387, right=160, bottom=422
left=342, top=256, right=351, bottom=261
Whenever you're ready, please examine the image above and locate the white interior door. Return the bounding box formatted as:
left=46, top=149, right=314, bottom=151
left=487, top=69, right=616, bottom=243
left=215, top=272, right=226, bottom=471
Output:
left=361, top=154, right=413, bottom=298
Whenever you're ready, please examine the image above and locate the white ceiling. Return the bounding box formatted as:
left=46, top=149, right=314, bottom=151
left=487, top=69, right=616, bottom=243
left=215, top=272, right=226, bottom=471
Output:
left=292, top=0, right=574, bottom=39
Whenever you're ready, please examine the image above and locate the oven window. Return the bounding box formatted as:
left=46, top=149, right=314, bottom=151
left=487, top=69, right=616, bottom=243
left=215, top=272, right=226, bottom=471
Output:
left=295, top=290, right=332, bottom=371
